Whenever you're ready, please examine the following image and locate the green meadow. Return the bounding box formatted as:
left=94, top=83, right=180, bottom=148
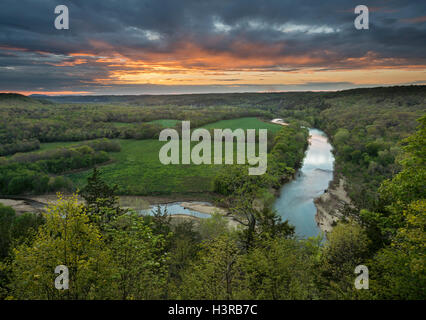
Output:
left=37, top=117, right=282, bottom=195
left=112, top=119, right=179, bottom=129
left=148, top=119, right=180, bottom=127
left=202, top=117, right=282, bottom=132
left=65, top=139, right=221, bottom=195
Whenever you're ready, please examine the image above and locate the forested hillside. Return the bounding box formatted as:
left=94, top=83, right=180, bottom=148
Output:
left=0, top=116, right=423, bottom=299
left=0, top=93, right=270, bottom=156
left=0, top=86, right=424, bottom=300
left=1, top=86, right=424, bottom=206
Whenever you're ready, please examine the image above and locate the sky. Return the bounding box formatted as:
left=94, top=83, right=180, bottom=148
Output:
left=0, top=0, right=425, bottom=95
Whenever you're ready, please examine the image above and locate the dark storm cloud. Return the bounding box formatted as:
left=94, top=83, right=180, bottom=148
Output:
left=0, top=0, right=425, bottom=93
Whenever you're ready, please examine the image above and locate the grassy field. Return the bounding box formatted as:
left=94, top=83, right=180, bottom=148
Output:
left=65, top=139, right=221, bottom=195
left=202, top=117, right=282, bottom=132
left=35, top=117, right=282, bottom=196
left=147, top=119, right=180, bottom=127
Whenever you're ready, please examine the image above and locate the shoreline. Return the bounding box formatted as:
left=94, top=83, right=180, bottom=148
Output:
left=272, top=126, right=345, bottom=236
left=0, top=192, right=223, bottom=208
left=180, top=202, right=227, bottom=215
left=2, top=120, right=310, bottom=228
left=0, top=193, right=230, bottom=221
left=314, top=177, right=352, bottom=234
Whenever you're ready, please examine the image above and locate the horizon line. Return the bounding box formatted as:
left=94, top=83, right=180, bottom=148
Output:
left=2, top=84, right=425, bottom=97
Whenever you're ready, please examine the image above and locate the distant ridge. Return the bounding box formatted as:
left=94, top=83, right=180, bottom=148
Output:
left=0, top=92, right=32, bottom=100
left=1, top=84, right=424, bottom=106
left=23, top=84, right=426, bottom=105
left=0, top=93, right=50, bottom=105
left=0, top=93, right=38, bottom=103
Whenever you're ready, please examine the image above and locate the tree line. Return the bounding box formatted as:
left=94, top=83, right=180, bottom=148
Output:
left=0, top=116, right=423, bottom=299
left=0, top=93, right=271, bottom=156
left=0, top=139, right=120, bottom=195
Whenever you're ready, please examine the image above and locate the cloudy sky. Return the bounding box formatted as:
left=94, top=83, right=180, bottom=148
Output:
left=0, top=0, right=425, bottom=95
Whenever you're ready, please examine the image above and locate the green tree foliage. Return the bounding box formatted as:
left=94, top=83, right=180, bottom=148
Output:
left=0, top=87, right=424, bottom=300
left=226, top=195, right=295, bottom=251
left=198, top=213, right=229, bottom=241
left=319, top=87, right=424, bottom=210
left=180, top=234, right=240, bottom=300
left=80, top=167, right=125, bottom=227
left=151, top=205, right=172, bottom=238
left=8, top=195, right=117, bottom=299
left=0, top=205, right=44, bottom=299
left=167, top=220, right=201, bottom=295
left=0, top=93, right=269, bottom=157
left=368, top=200, right=425, bottom=300
left=0, top=206, right=44, bottom=260
left=213, top=125, right=308, bottom=196
left=4, top=191, right=170, bottom=300
left=107, top=214, right=169, bottom=299
left=333, top=128, right=350, bottom=146
left=212, top=124, right=307, bottom=250
left=360, top=116, right=426, bottom=299
left=255, top=206, right=295, bottom=241
left=0, top=141, right=118, bottom=195
left=0, top=204, right=16, bottom=260
left=317, top=222, right=370, bottom=299
left=238, top=237, right=321, bottom=299
left=359, top=115, right=426, bottom=244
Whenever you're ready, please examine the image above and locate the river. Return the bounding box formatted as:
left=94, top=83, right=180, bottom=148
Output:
left=274, top=128, right=334, bottom=238
left=0, top=128, right=335, bottom=233
left=139, top=202, right=212, bottom=218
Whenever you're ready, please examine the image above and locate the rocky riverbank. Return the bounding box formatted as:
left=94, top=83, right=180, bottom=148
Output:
left=0, top=197, right=45, bottom=214
left=314, top=177, right=353, bottom=234
left=180, top=202, right=227, bottom=215
left=0, top=194, right=240, bottom=229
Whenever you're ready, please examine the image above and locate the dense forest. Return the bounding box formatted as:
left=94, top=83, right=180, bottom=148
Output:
left=0, top=93, right=270, bottom=156
left=2, top=86, right=424, bottom=201
left=0, top=139, right=120, bottom=194
left=0, top=86, right=424, bottom=300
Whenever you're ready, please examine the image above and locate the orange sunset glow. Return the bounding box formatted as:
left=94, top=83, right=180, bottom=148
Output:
left=0, top=1, right=425, bottom=94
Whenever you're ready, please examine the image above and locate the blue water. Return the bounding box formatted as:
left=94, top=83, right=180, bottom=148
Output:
left=274, top=128, right=334, bottom=238
left=139, top=202, right=212, bottom=218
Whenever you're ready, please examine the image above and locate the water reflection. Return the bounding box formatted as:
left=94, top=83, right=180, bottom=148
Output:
left=274, top=128, right=334, bottom=238
left=139, top=202, right=212, bottom=219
